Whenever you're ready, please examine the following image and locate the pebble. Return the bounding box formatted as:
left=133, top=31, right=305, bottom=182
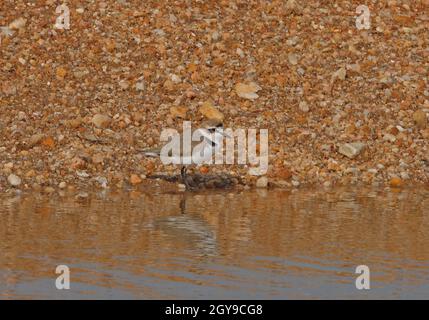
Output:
left=92, top=114, right=111, bottom=128
left=4, top=162, right=14, bottom=169
left=7, top=174, right=21, bottom=187
left=29, top=134, right=45, bottom=147
left=288, top=53, right=299, bottom=66
left=338, top=143, right=366, bottom=159
left=75, top=192, right=89, bottom=200
left=44, top=187, right=55, bottom=194
left=332, top=67, right=347, bottom=81
left=76, top=171, right=90, bottom=178
left=0, top=26, right=14, bottom=37
left=390, top=177, right=404, bottom=188
left=92, top=153, right=104, bottom=164
left=323, top=181, right=332, bottom=188
left=383, top=133, right=397, bottom=143
left=56, top=67, right=67, bottom=80
left=291, top=180, right=300, bottom=187
left=95, top=176, right=108, bottom=188
left=413, top=110, right=427, bottom=129
left=130, top=174, right=142, bottom=185
left=299, top=101, right=309, bottom=112
left=285, top=0, right=300, bottom=14
left=256, top=176, right=268, bottom=188
left=199, top=101, right=224, bottom=120
left=135, top=81, right=145, bottom=91
left=235, top=82, right=262, bottom=100
left=9, top=17, right=27, bottom=30
left=170, top=106, right=188, bottom=119
left=59, top=182, right=67, bottom=189
left=119, top=80, right=129, bottom=90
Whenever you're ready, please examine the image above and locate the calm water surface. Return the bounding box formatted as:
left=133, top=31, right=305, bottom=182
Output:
left=0, top=187, right=428, bottom=299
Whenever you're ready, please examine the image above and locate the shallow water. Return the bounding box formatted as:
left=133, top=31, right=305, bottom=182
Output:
left=0, top=187, right=428, bottom=299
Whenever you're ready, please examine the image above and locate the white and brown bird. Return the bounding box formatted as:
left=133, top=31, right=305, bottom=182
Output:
left=141, top=119, right=229, bottom=189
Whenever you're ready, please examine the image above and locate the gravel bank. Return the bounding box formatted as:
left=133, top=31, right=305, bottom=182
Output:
left=1, top=0, right=428, bottom=192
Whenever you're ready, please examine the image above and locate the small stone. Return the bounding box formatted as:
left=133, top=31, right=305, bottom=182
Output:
left=92, top=153, right=104, bottom=164
left=4, top=162, right=14, bottom=169
left=256, top=176, right=268, bottom=188
left=17, top=111, right=27, bottom=121
left=178, top=183, right=187, bottom=191
left=338, top=142, right=366, bottom=159
left=413, top=110, right=427, bottom=129
left=332, top=67, right=347, bottom=81
left=59, top=182, right=67, bottom=189
left=9, top=17, right=27, bottom=30
left=119, top=80, right=129, bottom=90
left=163, top=79, right=174, bottom=90
left=400, top=172, right=410, bottom=180
left=288, top=53, right=299, bottom=65
left=92, top=114, right=111, bottom=128
left=68, top=118, right=82, bottom=128
left=383, top=133, right=396, bottom=142
left=0, top=26, right=14, bottom=37
left=299, top=101, right=309, bottom=112
left=1, top=82, right=17, bottom=96
left=390, top=177, right=404, bottom=188
left=285, top=0, right=300, bottom=13
left=186, top=90, right=197, bottom=99
left=7, top=174, right=21, bottom=187
left=71, top=157, right=86, bottom=170
left=291, top=180, right=300, bottom=187
left=170, top=106, right=188, bottom=118
left=276, top=167, right=292, bottom=180
left=297, top=67, right=305, bottom=76
left=29, top=133, right=45, bottom=147
left=95, top=176, right=108, bottom=188
left=235, top=82, right=262, bottom=100
left=346, top=63, right=361, bottom=73
left=130, top=174, right=142, bottom=185
left=56, top=67, right=67, bottom=80
left=41, top=136, right=55, bottom=148
left=76, top=171, right=90, bottom=178
left=170, top=74, right=181, bottom=83
left=135, top=81, right=145, bottom=91
left=211, top=31, right=221, bottom=41
left=153, top=29, right=165, bottom=37
left=105, top=39, right=116, bottom=52
left=75, top=192, right=89, bottom=200
left=44, top=187, right=55, bottom=194
left=199, top=101, right=224, bottom=120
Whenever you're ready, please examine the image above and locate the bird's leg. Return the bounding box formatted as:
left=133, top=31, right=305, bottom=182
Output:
left=181, top=165, right=186, bottom=181
left=181, top=166, right=191, bottom=190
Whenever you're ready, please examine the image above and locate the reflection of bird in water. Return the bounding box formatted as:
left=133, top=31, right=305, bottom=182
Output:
left=153, top=196, right=217, bottom=257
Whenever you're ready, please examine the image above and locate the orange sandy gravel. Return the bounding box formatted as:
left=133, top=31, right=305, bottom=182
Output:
left=0, top=0, right=428, bottom=192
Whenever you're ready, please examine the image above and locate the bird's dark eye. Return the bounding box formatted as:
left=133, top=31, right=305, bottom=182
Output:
left=208, top=128, right=216, bottom=133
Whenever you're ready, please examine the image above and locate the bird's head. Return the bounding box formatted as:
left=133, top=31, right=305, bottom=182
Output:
left=201, top=119, right=231, bottom=138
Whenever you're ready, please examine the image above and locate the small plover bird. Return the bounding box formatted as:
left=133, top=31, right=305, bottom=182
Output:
left=141, top=119, right=229, bottom=189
